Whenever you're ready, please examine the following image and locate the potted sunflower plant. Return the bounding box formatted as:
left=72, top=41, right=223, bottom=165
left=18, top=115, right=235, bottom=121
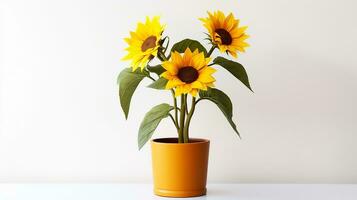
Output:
left=118, top=11, right=251, bottom=197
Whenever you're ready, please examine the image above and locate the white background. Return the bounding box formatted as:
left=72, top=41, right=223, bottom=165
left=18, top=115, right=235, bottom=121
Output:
left=1, top=0, right=357, bottom=183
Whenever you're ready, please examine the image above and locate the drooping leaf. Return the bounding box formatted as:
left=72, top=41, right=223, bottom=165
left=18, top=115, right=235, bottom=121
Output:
left=117, top=68, right=149, bottom=119
left=147, top=77, right=168, bottom=90
left=213, top=56, right=253, bottom=92
left=138, top=103, right=174, bottom=149
left=171, top=39, right=207, bottom=55
left=199, top=88, right=240, bottom=137
left=147, top=64, right=165, bottom=76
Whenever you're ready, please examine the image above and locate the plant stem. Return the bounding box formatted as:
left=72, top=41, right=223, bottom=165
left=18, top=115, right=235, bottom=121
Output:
left=183, top=96, right=196, bottom=143
left=157, top=54, right=164, bottom=61
left=207, top=45, right=216, bottom=57
left=171, top=89, right=179, bottom=132
left=147, top=75, right=156, bottom=81
left=169, top=114, right=178, bottom=130
left=195, top=98, right=204, bottom=104
left=163, top=36, right=170, bottom=54
left=157, top=48, right=181, bottom=141
left=185, top=103, right=188, bottom=115
left=158, top=51, right=168, bottom=61
left=178, top=94, right=187, bottom=143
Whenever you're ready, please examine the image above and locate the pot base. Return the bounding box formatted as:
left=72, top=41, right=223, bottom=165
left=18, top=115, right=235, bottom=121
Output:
left=154, top=187, right=206, bottom=198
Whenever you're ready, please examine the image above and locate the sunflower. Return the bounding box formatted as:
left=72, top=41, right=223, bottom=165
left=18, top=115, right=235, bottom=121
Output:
left=200, top=10, right=249, bottom=58
left=161, top=48, right=216, bottom=97
left=122, top=16, right=165, bottom=71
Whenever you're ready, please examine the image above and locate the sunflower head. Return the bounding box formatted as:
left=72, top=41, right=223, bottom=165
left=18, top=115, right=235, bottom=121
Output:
left=161, top=48, right=216, bottom=97
left=200, top=10, right=249, bottom=58
left=122, top=16, right=165, bottom=71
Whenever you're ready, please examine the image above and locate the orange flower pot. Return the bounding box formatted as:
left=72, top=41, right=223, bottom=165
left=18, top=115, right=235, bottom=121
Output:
left=151, top=138, right=210, bottom=198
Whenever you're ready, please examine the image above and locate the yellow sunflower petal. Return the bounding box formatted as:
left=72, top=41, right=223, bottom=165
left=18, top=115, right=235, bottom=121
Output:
left=200, top=10, right=249, bottom=58
left=181, top=84, right=192, bottom=94
left=192, top=52, right=206, bottom=70
left=190, top=89, right=198, bottom=97
left=199, top=66, right=216, bottom=74
left=161, top=71, right=175, bottom=79
left=182, top=48, right=194, bottom=66
left=166, top=78, right=183, bottom=89
left=198, top=74, right=215, bottom=83
left=162, top=62, right=178, bottom=74
left=161, top=47, right=217, bottom=96
left=122, top=16, right=164, bottom=71
left=229, top=50, right=238, bottom=58
left=175, top=86, right=184, bottom=97
left=190, top=81, right=204, bottom=90
left=206, top=82, right=215, bottom=87
left=171, top=51, right=183, bottom=67
left=198, top=67, right=216, bottom=83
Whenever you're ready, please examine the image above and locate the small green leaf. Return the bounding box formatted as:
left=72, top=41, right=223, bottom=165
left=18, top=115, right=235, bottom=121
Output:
left=199, top=88, right=240, bottom=137
left=147, top=64, right=165, bottom=76
left=147, top=77, right=168, bottom=90
left=171, top=39, right=207, bottom=55
left=138, top=103, right=174, bottom=149
left=117, top=68, right=148, bottom=119
left=213, top=56, right=253, bottom=92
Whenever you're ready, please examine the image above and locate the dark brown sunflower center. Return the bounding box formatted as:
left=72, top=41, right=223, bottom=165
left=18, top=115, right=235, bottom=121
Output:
left=215, top=28, right=232, bottom=45
left=178, top=67, right=198, bottom=83
left=141, top=36, right=157, bottom=52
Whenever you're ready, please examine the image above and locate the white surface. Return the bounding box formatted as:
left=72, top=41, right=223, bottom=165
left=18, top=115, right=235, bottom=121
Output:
left=0, top=184, right=356, bottom=200
left=1, top=0, right=357, bottom=183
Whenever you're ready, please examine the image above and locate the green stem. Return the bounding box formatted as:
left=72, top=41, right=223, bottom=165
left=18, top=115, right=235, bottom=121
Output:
left=169, top=114, right=178, bottom=130
left=185, top=103, right=188, bottom=115
left=157, top=54, right=164, bottom=61
left=195, top=98, right=204, bottom=104
left=158, top=51, right=168, bottom=61
left=157, top=48, right=181, bottom=140
left=147, top=75, right=156, bottom=82
left=207, top=45, right=216, bottom=57
left=163, top=36, right=170, bottom=54
left=183, top=96, right=196, bottom=143
left=178, top=94, right=187, bottom=143
left=171, top=89, right=179, bottom=132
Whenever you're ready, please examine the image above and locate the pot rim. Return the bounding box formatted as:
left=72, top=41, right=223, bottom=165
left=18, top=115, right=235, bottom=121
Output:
left=151, top=137, right=209, bottom=145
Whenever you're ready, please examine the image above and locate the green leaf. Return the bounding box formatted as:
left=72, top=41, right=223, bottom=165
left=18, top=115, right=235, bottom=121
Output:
left=117, top=68, right=148, bottom=119
left=171, top=39, right=207, bottom=55
left=138, top=103, right=174, bottom=149
left=213, top=56, right=253, bottom=92
left=147, top=77, right=168, bottom=90
left=147, top=64, right=165, bottom=76
left=199, top=88, right=240, bottom=137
